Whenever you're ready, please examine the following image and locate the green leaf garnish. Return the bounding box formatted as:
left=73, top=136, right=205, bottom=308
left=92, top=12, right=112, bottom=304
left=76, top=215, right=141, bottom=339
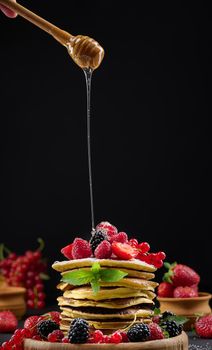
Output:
left=168, top=315, right=188, bottom=325
left=91, top=279, right=100, bottom=294
left=100, top=269, right=128, bottom=282
left=91, top=262, right=101, bottom=274
left=62, top=270, right=93, bottom=285
left=153, top=308, right=161, bottom=315
left=62, top=263, right=128, bottom=294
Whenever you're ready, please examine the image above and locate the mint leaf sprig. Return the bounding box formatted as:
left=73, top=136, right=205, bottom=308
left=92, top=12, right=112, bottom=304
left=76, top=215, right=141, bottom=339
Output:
left=62, top=262, right=128, bottom=294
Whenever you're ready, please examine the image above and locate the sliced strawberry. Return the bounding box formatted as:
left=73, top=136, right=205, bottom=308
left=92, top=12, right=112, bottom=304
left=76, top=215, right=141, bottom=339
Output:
left=112, top=242, right=138, bottom=260
left=61, top=244, right=73, bottom=260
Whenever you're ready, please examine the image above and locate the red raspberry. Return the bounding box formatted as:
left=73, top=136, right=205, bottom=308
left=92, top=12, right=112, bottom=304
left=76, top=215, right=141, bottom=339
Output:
left=62, top=337, right=69, bottom=343
left=92, top=330, right=104, bottom=343
left=149, top=323, right=164, bottom=340
left=152, top=316, right=160, bottom=324
left=110, top=331, right=122, bottom=344
left=72, top=238, right=92, bottom=259
left=24, top=316, right=40, bottom=336
left=195, top=314, right=212, bottom=338
left=112, top=242, right=138, bottom=260
left=109, top=232, right=128, bottom=243
left=0, top=311, right=18, bottom=333
left=120, top=331, right=129, bottom=342
left=48, top=330, right=64, bottom=342
left=49, top=312, right=61, bottom=325
left=96, top=221, right=118, bottom=237
left=173, top=286, right=198, bottom=298
left=94, top=240, right=112, bottom=259
left=61, top=244, right=73, bottom=260
left=157, top=282, right=174, bottom=297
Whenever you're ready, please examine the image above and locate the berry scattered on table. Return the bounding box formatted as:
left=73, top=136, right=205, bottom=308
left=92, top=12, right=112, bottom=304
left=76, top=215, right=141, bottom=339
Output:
left=90, top=230, right=108, bottom=253
left=195, top=314, right=212, bottom=338
left=110, top=331, right=122, bottom=344
left=68, top=318, right=89, bottom=344
left=72, top=238, right=92, bottom=259
left=94, top=240, right=112, bottom=259
left=148, top=323, right=164, bottom=340
left=24, top=315, right=41, bottom=336
left=127, top=323, right=150, bottom=342
left=173, top=285, right=198, bottom=298
left=0, top=311, right=18, bottom=333
left=37, top=320, right=59, bottom=338
left=157, top=281, right=174, bottom=297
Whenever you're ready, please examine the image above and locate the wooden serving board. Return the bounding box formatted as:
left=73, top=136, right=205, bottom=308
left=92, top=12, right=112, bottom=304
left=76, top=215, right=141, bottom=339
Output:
left=24, top=331, right=188, bottom=350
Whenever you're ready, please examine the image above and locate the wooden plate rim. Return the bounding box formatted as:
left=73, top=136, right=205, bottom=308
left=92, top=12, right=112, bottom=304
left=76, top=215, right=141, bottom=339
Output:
left=157, top=292, right=211, bottom=302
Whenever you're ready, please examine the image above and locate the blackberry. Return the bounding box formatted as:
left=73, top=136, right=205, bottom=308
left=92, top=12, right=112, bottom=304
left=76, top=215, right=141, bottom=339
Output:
left=37, top=320, right=59, bottom=338
left=127, top=323, right=150, bottom=342
left=161, top=311, right=176, bottom=320
left=161, top=320, right=183, bottom=337
left=68, top=318, right=89, bottom=344
left=90, top=230, right=108, bottom=253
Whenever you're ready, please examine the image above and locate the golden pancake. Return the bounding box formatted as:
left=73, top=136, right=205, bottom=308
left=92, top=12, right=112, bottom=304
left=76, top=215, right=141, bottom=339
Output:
left=57, top=295, right=155, bottom=309
left=60, top=318, right=151, bottom=331
left=63, top=286, right=155, bottom=300
left=57, top=278, right=158, bottom=291
left=52, top=258, right=156, bottom=273
left=60, top=306, right=153, bottom=320
left=61, top=267, right=155, bottom=280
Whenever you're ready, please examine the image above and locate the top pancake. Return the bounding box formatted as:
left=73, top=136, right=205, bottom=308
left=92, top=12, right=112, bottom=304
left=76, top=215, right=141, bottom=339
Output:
left=52, top=258, right=156, bottom=273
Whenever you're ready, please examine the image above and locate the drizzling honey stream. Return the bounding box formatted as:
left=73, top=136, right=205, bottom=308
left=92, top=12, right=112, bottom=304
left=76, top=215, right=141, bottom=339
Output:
left=0, top=0, right=104, bottom=230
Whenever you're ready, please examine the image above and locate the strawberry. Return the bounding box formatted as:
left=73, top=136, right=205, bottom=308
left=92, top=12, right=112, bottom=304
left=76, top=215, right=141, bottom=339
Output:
left=96, top=221, right=118, bottom=237
left=61, top=243, right=73, bottom=260
left=72, top=238, right=92, bottom=259
left=149, top=323, right=164, bottom=340
left=195, top=314, right=212, bottom=338
left=0, top=311, right=18, bottom=333
left=157, top=282, right=174, bottom=297
left=94, top=240, right=112, bottom=259
left=109, top=232, right=128, bottom=243
left=163, top=262, right=200, bottom=287
left=24, top=315, right=41, bottom=336
left=112, top=242, right=138, bottom=260
left=173, top=286, right=198, bottom=298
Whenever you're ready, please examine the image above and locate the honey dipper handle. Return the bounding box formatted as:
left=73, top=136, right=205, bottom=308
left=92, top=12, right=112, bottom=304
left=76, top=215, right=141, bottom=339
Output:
left=0, top=0, right=72, bottom=46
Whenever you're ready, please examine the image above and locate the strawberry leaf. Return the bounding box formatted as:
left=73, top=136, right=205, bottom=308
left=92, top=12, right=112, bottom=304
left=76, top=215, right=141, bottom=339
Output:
left=100, top=269, right=128, bottom=282
left=164, top=262, right=171, bottom=269
left=163, top=271, right=173, bottom=283
left=62, top=270, right=93, bottom=285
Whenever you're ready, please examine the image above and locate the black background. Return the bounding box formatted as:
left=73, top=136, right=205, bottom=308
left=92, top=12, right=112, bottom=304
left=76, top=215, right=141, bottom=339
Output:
left=0, top=1, right=211, bottom=303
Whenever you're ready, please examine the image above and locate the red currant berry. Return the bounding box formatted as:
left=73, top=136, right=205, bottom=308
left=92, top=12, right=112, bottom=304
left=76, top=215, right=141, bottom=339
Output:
left=35, top=283, right=44, bottom=292
left=154, top=259, right=163, bottom=268
left=37, top=300, right=45, bottom=309
left=110, top=331, right=122, bottom=344
left=62, top=337, right=69, bottom=343
left=27, top=299, right=35, bottom=309
left=93, top=330, right=104, bottom=343
left=138, top=242, right=150, bottom=253
left=157, top=251, right=166, bottom=260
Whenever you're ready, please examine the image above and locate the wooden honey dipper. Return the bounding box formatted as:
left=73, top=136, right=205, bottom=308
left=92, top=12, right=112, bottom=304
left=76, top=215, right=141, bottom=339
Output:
left=0, top=0, right=104, bottom=70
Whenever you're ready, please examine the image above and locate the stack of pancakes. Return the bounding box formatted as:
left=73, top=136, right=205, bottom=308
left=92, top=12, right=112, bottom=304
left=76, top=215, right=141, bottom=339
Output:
left=52, top=258, right=158, bottom=333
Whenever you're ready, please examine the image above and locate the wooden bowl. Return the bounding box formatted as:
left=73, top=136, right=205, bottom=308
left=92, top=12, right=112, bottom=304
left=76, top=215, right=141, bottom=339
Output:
left=157, top=292, right=212, bottom=330
left=0, top=286, right=26, bottom=319
left=24, top=331, right=188, bottom=350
